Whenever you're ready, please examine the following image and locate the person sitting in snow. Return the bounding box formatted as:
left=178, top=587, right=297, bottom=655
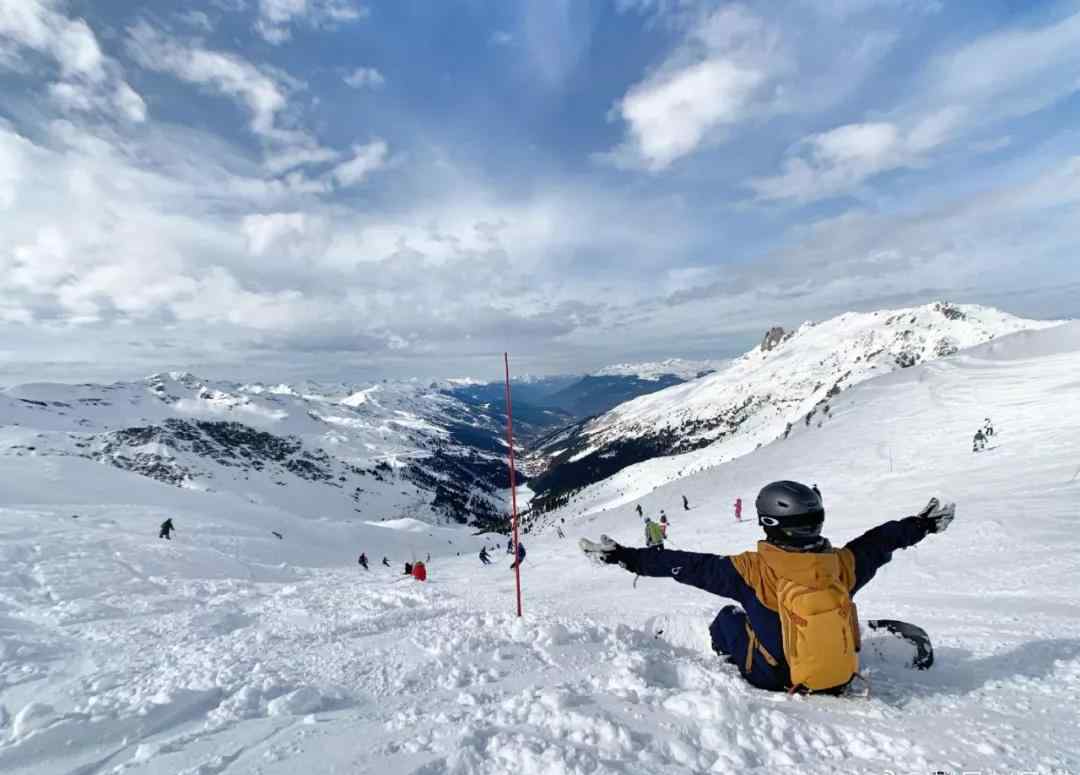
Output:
left=581, top=481, right=954, bottom=695
left=412, top=560, right=427, bottom=582
left=159, top=518, right=175, bottom=540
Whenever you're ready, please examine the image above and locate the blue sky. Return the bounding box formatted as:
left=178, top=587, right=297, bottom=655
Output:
left=1, top=0, right=1079, bottom=383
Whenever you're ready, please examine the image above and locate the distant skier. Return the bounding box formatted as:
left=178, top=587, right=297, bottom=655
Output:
left=510, top=543, right=526, bottom=570
left=158, top=518, right=175, bottom=540
left=358, top=553, right=369, bottom=570
left=973, top=428, right=987, bottom=452
left=734, top=498, right=743, bottom=522
left=426, top=553, right=431, bottom=563
left=983, top=417, right=995, bottom=437
left=811, top=484, right=821, bottom=501
left=479, top=547, right=491, bottom=565
left=556, top=526, right=565, bottom=539
left=382, top=556, right=390, bottom=568
left=507, top=538, right=514, bottom=554
left=682, top=495, right=690, bottom=511
left=644, top=517, right=665, bottom=550
left=635, top=504, right=643, bottom=518
left=659, top=514, right=670, bottom=542
left=581, top=481, right=955, bottom=695
left=404, top=562, right=413, bottom=575
left=412, top=561, right=427, bottom=582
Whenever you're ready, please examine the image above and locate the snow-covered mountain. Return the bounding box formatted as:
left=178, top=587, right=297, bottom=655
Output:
left=528, top=302, right=1060, bottom=507
left=0, top=372, right=562, bottom=528
left=2, top=320, right=1077, bottom=775
left=592, top=358, right=724, bottom=381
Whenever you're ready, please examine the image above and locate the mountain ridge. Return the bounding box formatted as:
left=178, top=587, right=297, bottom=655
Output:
left=526, top=302, right=1062, bottom=510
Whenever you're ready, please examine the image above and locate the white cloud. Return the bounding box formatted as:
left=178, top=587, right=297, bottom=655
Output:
left=604, top=5, right=781, bottom=171
left=923, top=9, right=1080, bottom=123
left=255, top=0, right=367, bottom=44
left=48, top=81, right=95, bottom=112
left=490, top=31, right=513, bottom=47
left=243, top=211, right=329, bottom=257
left=127, top=23, right=289, bottom=140
left=748, top=111, right=966, bottom=202
left=0, top=0, right=148, bottom=126
left=114, top=82, right=148, bottom=123
left=344, top=67, right=384, bottom=88
left=48, top=78, right=147, bottom=123
left=264, top=144, right=340, bottom=175
left=751, top=10, right=1080, bottom=203
left=331, top=140, right=388, bottom=187
left=617, top=59, right=764, bottom=171
left=0, top=0, right=105, bottom=82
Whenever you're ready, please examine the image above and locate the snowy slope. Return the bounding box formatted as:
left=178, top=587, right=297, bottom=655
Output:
left=529, top=302, right=1059, bottom=505
left=0, top=372, right=530, bottom=527
left=1, top=322, right=1077, bottom=774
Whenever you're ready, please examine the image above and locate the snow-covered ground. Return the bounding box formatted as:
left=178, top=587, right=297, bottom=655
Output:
left=2, top=322, right=1079, bottom=774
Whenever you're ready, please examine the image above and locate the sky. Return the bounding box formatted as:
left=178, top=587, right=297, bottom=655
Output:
left=1, top=0, right=1079, bottom=385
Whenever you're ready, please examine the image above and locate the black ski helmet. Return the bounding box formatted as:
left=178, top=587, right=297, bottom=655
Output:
left=755, top=480, right=825, bottom=549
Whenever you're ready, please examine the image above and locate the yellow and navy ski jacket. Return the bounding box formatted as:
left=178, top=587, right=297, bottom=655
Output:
left=625, top=516, right=931, bottom=690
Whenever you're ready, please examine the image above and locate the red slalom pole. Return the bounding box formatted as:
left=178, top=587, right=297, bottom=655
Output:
left=504, top=352, right=523, bottom=618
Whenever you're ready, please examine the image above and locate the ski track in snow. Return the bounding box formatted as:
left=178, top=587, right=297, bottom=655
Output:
left=2, top=324, right=1080, bottom=774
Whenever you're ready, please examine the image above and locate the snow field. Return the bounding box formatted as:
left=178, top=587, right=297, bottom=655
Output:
left=1, top=322, right=1078, bottom=773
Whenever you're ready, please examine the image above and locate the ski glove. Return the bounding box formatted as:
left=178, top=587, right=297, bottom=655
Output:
left=916, top=497, right=955, bottom=534
left=579, top=535, right=636, bottom=571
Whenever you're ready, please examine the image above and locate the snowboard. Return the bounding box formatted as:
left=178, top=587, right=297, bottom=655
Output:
left=645, top=614, right=934, bottom=671
left=865, top=618, right=934, bottom=670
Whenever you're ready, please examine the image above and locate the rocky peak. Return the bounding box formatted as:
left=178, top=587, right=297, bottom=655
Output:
left=761, top=326, right=789, bottom=352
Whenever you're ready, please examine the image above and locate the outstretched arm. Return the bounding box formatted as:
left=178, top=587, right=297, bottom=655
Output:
left=581, top=537, right=744, bottom=599
left=632, top=548, right=745, bottom=599
left=844, top=499, right=954, bottom=594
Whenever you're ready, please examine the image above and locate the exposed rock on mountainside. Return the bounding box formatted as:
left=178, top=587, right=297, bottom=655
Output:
left=0, top=373, right=568, bottom=528
left=761, top=326, right=791, bottom=352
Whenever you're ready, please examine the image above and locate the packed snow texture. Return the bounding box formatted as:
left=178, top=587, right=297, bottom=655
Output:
left=1, top=322, right=1079, bottom=773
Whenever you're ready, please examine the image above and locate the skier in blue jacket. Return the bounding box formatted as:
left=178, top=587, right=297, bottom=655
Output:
left=582, top=481, right=954, bottom=693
